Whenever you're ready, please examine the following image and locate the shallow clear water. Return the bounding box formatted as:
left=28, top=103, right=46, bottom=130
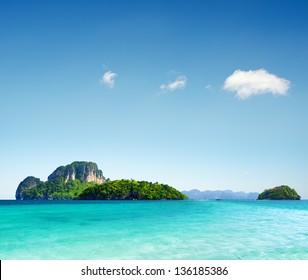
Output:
left=0, top=200, right=307, bottom=259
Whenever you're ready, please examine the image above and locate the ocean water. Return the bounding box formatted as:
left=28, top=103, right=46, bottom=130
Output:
left=0, top=200, right=307, bottom=260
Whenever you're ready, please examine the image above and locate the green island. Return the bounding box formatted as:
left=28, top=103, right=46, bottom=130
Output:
left=258, top=185, right=301, bottom=200
left=16, top=161, right=187, bottom=200
left=77, top=179, right=187, bottom=200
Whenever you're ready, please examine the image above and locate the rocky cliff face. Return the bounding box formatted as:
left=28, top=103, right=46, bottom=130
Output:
left=16, top=161, right=106, bottom=200
left=16, top=176, right=43, bottom=200
left=47, top=161, right=105, bottom=184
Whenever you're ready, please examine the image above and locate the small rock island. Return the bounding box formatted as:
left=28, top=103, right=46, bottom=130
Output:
left=16, top=161, right=187, bottom=200
left=258, top=185, right=301, bottom=200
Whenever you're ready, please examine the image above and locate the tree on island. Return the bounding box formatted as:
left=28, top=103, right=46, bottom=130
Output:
left=16, top=161, right=187, bottom=200
left=258, top=185, right=300, bottom=200
left=77, top=179, right=187, bottom=200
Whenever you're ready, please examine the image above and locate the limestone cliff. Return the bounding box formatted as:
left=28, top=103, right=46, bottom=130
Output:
left=16, top=161, right=106, bottom=200
left=47, top=161, right=105, bottom=184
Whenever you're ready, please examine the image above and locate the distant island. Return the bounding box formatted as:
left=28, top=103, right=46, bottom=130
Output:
left=258, top=185, right=301, bottom=200
left=182, top=189, right=259, bottom=200
left=15, top=161, right=186, bottom=200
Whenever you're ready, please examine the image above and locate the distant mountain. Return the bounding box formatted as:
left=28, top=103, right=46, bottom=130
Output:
left=182, top=189, right=259, bottom=200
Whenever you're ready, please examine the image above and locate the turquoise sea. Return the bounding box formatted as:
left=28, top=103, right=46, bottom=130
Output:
left=0, top=200, right=308, bottom=260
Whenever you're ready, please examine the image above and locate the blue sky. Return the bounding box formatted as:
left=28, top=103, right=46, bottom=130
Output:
left=1, top=0, right=308, bottom=199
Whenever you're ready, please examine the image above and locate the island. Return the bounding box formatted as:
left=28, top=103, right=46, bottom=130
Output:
left=77, top=179, right=187, bottom=200
left=258, top=185, right=301, bottom=200
left=15, top=161, right=187, bottom=200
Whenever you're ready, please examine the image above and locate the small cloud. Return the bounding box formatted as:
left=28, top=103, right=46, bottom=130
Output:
left=160, top=75, right=187, bottom=92
left=167, top=69, right=181, bottom=76
left=205, top=84, right=211, bottom=90
left=100, top=71, right=118, bottom=88
left=102, top=64, right=108, bottom=70
left=223, top=69, right=291, bottom=99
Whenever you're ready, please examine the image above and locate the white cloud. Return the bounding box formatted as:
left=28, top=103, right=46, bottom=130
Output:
left=160, top=75, right=187, bottom=92
left=223, top=69, right=291, bottom=99
left=100, top=71, right=118, bottom=88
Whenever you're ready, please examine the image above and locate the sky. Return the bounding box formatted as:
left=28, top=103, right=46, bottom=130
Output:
left=1, top=0, right=308, bottom=199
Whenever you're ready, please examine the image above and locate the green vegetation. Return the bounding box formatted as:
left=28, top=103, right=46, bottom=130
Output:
left=16, top=162, right=186, bottom=200
left=15, top=176, right=42, bottom=200
left=258, top=185, right=301, bottom=200
left=77, top=179, right=187, bottom=200
left=19, top=178, right=96, bottom=200
left=19, top=179, right=187, bottom=200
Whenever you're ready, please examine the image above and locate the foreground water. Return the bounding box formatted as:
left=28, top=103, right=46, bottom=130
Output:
left=0, top=200, right=308, bottom=259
